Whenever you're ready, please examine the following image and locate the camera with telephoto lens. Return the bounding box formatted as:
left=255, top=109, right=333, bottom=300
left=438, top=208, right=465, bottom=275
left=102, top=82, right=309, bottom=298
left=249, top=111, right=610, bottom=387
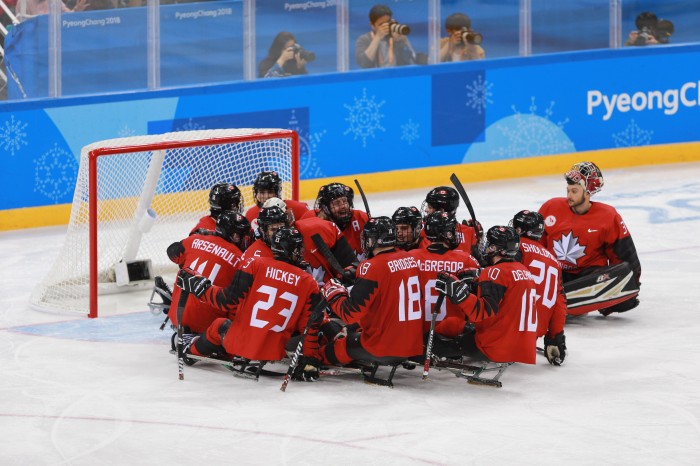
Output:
left=631, top=11, right=667, bottom=46
left=290, top=44, right=316, bottom=62
left=389, top=20, right=411, bottom=36
left=460, top=27, right=483, bottom=45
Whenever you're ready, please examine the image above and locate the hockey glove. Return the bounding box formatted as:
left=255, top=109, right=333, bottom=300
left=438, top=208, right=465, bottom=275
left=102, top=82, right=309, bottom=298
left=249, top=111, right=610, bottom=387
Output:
left=463, top=219, right=484, bottom=242
left=176, top=268, right=211, bottom=298
left=436, top=271, right=471, bottom=304
left=339, top=262, right=359, bottom=286
left=292, top=357, right=321, bottom=382
left=544, top=332, right=566, bottom=366
left=321, top=279, right=349, bottom=305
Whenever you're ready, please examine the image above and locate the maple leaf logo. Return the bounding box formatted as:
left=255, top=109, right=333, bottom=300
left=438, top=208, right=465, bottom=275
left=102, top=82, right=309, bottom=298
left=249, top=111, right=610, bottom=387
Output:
left=552, top=231, right=586, bottom=265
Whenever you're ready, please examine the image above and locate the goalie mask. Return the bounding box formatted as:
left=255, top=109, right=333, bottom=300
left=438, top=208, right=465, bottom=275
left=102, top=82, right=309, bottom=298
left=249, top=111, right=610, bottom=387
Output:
left=253, top=171, right=283, bottom=206
left=424, top=211, right=459, bottom=249
left=565, top=161, right=604, bottom=195
left=392, top=206, right=423, bottom=250
left=480, top=226, right=520, bottom=263
left=422, top=186, right=459, bottom=216
left=262, top=197, right=295, bottom=225
left=209, top=182, right=243, bottom=217
left=257, top=205, right=290, bottom=246
left=360, top=216, right=396, bottom=258
left=510, top=210, right=545, bottom=241
left=315, top=183, right=354, bottom=230
left=216, top=211, right=252, bottom=252
left=271, top=227, right=307, bottom=268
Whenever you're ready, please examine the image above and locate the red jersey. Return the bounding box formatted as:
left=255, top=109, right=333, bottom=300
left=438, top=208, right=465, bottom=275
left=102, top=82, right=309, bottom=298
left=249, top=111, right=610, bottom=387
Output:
left=454, top=260, right=538, bottom=364
left=202, top=256, right=323, bottom=361
left=246, top=199, right=309, bottom=230
left=190, top=215, right=216, bottom=236
left=519, top=237, right=566, bottom=339
left=539, top=198, right=641, bottom=284
left=299, top=209, right=369, bottom=259
left=329, top=249, right=424, bottom=358
left=241, top=238, right=274, bottom=261
left=420, top=223, right=478, bottom=256
left=410, top=244, right=480, bottom=335
left=168, top=233, right=242, bottom=333
left=295, top=216, right=345, bottom=284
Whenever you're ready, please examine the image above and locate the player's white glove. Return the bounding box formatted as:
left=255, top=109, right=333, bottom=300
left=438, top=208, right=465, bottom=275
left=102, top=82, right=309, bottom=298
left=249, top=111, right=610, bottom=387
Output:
left=321, top=279, right=348, bottom=305
left=176, top=268, right=211, bottom=298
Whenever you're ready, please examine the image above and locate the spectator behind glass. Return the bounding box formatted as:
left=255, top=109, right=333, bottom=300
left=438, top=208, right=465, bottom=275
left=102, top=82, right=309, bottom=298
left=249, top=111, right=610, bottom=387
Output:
left=22, top=0, right=88, bottom=15
left=439, top=13, right=485, bottom=62
left=625, top=11, right=674, bottom=46
left=355, top=4, right=416, bottom=69
left=258, top=32, right=310, bottom=78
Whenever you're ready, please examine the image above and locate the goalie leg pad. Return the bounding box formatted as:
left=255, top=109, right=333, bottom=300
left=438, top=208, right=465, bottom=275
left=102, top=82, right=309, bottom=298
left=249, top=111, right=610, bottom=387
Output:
left=563, top=263, right=639, bottom=315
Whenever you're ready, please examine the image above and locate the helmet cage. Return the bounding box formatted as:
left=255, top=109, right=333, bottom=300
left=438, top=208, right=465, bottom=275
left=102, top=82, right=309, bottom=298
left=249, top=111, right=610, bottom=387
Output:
left=257, top=206, right=290, bottom=246
left=392, top=206, right=423, bottom=250
left=315, top=183, right=354, bottom=229
left=565, top=161, right=604, bottom=195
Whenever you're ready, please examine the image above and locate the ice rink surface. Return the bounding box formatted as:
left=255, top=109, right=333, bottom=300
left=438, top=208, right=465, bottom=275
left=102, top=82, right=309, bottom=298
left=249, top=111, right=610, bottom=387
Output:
left=1, top=162, right=699, bottom=465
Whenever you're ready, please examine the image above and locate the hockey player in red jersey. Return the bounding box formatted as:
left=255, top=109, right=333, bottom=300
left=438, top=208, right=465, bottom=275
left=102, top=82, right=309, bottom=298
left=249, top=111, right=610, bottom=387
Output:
left=300, top=183, right=368, bottom=259
left=177, top=227, right=326, bottom=381
left=167, top=211, right=249, bottom=333
left=420, top=186, right=480, bottom=257
left=436, top=226, right=538, bottom=364
left=539, top=162, right=642, bottom=315
left=392, top=206, right=425, bottom=251
left=190, top=182, right=244, bottom=235
left=512, top=210, right=567, bottom=365
left=411, top=211, right=479, bottom=335
left=244, top=171, right=309, bottom=230
left=241, top=202, right=291, bottom=261
left=319, top=217, right=425, bottom=365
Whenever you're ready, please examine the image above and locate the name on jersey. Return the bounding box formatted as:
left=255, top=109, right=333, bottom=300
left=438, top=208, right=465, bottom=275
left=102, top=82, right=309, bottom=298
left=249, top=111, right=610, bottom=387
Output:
left=191, top=239, right=237, bottom=265
left=387, top=257, right=419, bottom=272
left=418, top=259, right=464, bottom=273
left=521, top=242, right=557, bottom=261
left=265, top=266, right=301, bottom=286
left=511, top=269, right=535, bottom=282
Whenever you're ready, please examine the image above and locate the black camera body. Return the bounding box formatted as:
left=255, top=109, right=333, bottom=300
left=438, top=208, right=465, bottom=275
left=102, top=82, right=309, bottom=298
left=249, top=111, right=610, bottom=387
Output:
left=290, top=44, right=316, bottom=62
left=389, top=20, right=411, bottom=36
left=460, top=27, right=483, bottom=45
left=631, top=11, right=674, bottom=46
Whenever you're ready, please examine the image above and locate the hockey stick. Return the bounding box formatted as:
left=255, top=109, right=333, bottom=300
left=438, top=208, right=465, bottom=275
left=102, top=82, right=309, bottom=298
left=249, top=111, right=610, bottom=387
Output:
left=449, top=173, right=477, bottom=224
left=311, top=233, right=345, bottom=276
left=280, top=304, right=324, bottom=392
left=353, top=179, right=372, bottom=218
left=423, top=293, right=445, bottom=380
left=176, top=290, right=189, bottom=381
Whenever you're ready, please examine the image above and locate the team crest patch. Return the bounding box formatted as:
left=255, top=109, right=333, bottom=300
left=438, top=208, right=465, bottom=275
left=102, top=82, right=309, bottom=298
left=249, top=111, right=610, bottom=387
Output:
left=360, top=262, right=371, bottom=276
left=545, top=215, right=556, bottom=227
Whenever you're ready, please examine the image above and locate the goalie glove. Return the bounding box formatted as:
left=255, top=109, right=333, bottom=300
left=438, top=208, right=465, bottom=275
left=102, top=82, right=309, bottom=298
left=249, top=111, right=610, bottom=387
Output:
left=292, top=357, right=321, bottom=382
left=436, top=270, right=477, bottom=304
left=544, top=332, right=566, bottom=366
left=176, top=268, right=211, bottom=298
left=321, top=279, right=349, bottom=305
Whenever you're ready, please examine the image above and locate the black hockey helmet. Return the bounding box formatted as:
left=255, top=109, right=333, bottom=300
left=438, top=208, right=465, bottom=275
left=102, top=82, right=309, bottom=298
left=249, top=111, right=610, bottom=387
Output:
left=271, top=227, right=306, bottom=268
left=424, top=211, right=459, bottom=249
left=216, top=211, right=252, bottom=251
left=422, top=186, right=459, bottom=216
left=565, top=161, right=604, bottom=195
left=392, top=206, right=423, bottom=250
left=481, top=225, right=520, bottom=263
left=314, top=182, right=354, bottom=229
left=360, top=216, right=396, bottom=258
left=209, top=182, right=243, bottom=217
left=257, top=205, right=290, bottom=245
left=511, top=210, right=545, bottom=241
left=253, top=171, right=283, bottom=198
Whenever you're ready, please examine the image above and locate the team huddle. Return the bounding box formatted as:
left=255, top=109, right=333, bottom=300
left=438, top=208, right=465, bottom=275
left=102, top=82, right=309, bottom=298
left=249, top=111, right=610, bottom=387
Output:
left=150, top=161, right=642, bottom=387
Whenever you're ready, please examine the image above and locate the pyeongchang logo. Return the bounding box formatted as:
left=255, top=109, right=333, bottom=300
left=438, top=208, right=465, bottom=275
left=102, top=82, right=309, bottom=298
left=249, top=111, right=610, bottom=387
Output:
left=587, top=81, right=700, bottom=121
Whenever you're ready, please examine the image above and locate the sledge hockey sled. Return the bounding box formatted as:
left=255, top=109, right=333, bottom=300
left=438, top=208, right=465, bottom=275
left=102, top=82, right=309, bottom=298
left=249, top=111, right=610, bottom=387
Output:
left=564, top=262, right=639, bottom=315
left=429, top=335, right=511, bottom=388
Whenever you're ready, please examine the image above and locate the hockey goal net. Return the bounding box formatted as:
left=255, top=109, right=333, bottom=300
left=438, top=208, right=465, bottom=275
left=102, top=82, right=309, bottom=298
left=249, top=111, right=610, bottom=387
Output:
left=30, top=129, right=299, bottom=317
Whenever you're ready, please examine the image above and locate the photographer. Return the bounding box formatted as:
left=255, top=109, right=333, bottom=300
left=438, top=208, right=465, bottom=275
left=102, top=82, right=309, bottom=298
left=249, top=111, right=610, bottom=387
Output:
left=258, top=32, right=312, bottom=78
left=355, top=4, right=416, bottom=69
left=439, top=13, right=485, bottom=62
left=625, top=11, right=674, bottom=47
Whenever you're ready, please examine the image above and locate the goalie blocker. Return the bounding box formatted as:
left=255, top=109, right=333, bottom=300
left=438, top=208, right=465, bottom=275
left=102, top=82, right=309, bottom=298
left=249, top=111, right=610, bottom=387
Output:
left=563, top=262, right=639, bottom=316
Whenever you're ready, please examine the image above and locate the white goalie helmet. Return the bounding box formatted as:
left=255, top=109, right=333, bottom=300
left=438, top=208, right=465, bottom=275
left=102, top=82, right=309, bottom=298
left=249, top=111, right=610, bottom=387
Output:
left=262, top=197, right=295, bottom=224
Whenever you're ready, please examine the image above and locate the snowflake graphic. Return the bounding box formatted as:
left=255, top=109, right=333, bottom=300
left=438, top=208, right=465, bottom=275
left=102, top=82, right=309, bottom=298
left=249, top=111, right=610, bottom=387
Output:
left=400, top=118, right=420, bottom=145
left=552, top=231, right=586, bottom=266
left=612, top=119, right=653, bottom=147
left=344, top=88, right=385, bottom=147
left=1, top=115, right=29, bottom=157
left=34, top=144, right=79, bottom=204
left=175, top=118, right=206, bottom=132
left=117, top=124, right=137, bottom=138
left=493, top=97, right=575, bottom=158
left=288, top=110, right=326, bottom=178
left=465, top=75, right=494, bottom=115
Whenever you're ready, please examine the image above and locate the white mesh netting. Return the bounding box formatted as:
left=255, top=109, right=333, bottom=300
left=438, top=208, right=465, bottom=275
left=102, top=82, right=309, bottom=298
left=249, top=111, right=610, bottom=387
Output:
left=30, top=129, right=297, bottom=316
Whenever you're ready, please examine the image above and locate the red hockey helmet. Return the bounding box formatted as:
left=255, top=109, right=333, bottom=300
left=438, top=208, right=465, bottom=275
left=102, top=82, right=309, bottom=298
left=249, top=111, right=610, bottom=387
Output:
left=565, top=161, right=604, bottom=195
